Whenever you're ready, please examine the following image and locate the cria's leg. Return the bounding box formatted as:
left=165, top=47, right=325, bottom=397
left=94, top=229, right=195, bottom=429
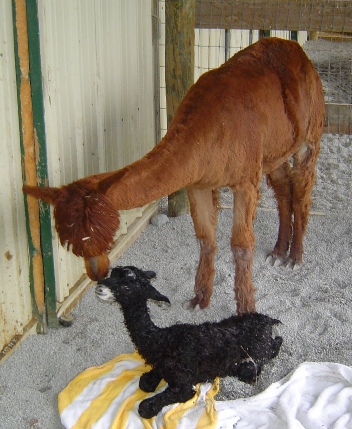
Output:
left=187, top=187, right=219, bottom=308
left=235, top=361, right=260, bottom=384
left=231, top=183, right=258, bottom=315
left=288, top=142, right=319, bottom=269
left=266, top=161, right=293, bottom=266
left=138, top=384, right=195, bottom=419
left=139, top=369, right=162, bottom=393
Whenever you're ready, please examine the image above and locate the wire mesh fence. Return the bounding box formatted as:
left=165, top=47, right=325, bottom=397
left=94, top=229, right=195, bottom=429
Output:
left=158, top=0, right=352, bottom=214
left=159, top=0, right=352, bottom=136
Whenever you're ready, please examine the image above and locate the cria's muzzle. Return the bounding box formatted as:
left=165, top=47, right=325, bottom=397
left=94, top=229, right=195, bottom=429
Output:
left=95, top=285, right=116, bottom=302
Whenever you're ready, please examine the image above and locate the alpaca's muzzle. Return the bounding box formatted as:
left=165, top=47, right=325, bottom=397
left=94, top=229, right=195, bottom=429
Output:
left=84, top=254, right=110, bottom=281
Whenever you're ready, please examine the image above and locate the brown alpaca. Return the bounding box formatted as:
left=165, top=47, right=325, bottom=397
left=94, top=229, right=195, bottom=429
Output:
left=23, top=38, right=325, bottom=315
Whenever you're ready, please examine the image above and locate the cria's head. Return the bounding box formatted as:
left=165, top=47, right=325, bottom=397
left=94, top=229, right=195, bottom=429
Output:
left=95, top=266, right=170, bottom=305
left=110, top=266, right=157, bottom=283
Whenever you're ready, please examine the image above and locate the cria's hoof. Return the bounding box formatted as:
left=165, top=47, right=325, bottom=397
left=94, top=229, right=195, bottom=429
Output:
left=236, top=359, right=261, bottom=384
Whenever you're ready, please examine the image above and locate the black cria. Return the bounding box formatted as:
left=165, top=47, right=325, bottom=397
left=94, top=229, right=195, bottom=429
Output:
left=95, top=266, right=282, bottom=419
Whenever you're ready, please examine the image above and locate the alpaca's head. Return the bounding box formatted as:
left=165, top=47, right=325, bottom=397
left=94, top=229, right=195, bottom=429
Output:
left=23, top=180, right=120, bottom=280
left=95, top=266, right=170, bottom=305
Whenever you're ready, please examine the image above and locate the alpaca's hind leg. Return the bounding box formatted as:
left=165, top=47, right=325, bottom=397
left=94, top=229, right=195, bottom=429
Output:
left=266, top=162, right=293, bottom=266
left=288, top=142, right=319, bottom=268
left=231, top=183, right=258, bottom=315
left=187, top=187, right=219, bottom=308
left=138, top=384, right=195, bottom=419
left=139, top=369, right=162, bottom=392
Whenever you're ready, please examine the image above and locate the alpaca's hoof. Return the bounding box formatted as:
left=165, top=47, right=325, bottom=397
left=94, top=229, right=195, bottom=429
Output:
left=284, top=258, right=303, bottom=270
left=190, top=293, right=210, bottom=309
left=265, top=254, right=285, bottom=267
left=182, top=300, right=202, bottom=311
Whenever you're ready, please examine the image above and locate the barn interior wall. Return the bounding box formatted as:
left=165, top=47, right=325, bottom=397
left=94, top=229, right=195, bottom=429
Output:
left=0, top=0, right=33, bottom=353
left=37, top=0, right=157, bottom=304
left=1, top=0, right=158, bottom=355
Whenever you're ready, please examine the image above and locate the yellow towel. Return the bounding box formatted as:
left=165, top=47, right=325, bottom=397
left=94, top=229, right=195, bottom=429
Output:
left=59, top=357, right=352, bottom=429
left=58, top=352, right=219, bottom=429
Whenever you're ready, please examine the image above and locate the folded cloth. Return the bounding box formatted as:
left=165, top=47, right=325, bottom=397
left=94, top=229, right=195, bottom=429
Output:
left=58, top=352, right=219, bottom=429
left=59, top=353, right=352, bottom=429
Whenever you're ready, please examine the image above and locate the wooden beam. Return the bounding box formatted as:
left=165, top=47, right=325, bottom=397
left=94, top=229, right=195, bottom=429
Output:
left=324, top=103, right=352, bottom=134
left=166, top=0, right=195, bottom=216
left=195, top=0, right=352, bottom=32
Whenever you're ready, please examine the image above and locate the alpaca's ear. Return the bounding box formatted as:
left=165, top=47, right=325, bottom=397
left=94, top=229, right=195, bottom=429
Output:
left=23, top=185, right=62, bottom=205
left=98, top=169, right=128, bottom=194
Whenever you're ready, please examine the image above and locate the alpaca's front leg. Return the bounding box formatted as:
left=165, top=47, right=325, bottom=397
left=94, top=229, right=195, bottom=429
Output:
left=231, top=184, right=258, bottom=315
left=192, top=238, right=217, bottom=308
left=187, top=188, right=219, bottom=308
left=138, top=384, right=195, bottom=419
left=233, top=247, right=256, bottom=315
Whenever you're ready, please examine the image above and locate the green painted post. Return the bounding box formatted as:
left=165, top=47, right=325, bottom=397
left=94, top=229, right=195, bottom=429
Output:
left=12, top=0, right=58, bottom=328
left=12, top=0, right=43, bottom=331
left=26, top=0, right=58, bottom=328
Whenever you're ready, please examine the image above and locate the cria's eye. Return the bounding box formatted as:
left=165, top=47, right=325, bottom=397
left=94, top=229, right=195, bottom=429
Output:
left=120, top=284, right=132, bottom=293
left=124, top=269, right=136, bottom=278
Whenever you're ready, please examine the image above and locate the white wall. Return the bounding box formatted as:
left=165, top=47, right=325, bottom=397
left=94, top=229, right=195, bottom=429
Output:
left=37, top=0, right=157, bottom=303
left=0, top=0, right=33, bottom=352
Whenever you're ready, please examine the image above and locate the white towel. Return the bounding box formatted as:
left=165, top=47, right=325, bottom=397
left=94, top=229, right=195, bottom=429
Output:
left=58, top=353, right=352, bottom=429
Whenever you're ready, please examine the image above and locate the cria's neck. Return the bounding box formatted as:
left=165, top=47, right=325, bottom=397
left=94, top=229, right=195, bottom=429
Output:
left=119, top=300, right=158, bottom=355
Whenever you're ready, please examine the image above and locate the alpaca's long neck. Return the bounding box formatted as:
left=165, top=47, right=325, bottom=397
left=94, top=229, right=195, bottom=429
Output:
left=119, top=300, right=159, bottom=360
left=100, top=131, right=204, bottom=210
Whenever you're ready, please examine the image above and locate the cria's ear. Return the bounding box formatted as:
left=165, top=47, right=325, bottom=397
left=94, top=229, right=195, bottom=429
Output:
left=148, top=285, right=170, bottom=304
left=23, top=185, right=62, bottom=205
left=144, top=270, right=156, bottom=279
